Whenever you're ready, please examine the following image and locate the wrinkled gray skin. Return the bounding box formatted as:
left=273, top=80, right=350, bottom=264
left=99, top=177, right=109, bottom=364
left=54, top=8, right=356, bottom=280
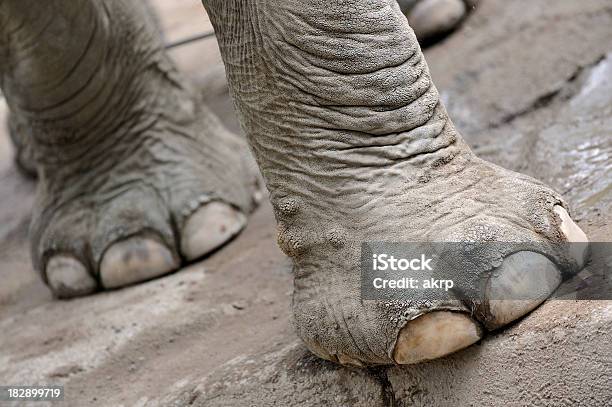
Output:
left=0, top=0, right=260, bottom=296
left=0, top=0, right=584, bottom=366
left=201, top=0, right=584, bottom=365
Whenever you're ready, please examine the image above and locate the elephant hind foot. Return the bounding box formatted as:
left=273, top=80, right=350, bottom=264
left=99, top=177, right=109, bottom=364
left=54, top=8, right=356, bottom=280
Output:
left=31, top=94, right=260, bottom=298
left=0, top=0, right=261, bottom=298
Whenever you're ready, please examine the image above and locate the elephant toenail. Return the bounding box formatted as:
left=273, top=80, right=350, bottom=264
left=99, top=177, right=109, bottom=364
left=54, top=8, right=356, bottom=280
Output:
left=553, top=205, right=589, bottom=268
left=100, top=237, right=179, bottom=289
left=46, top=256, right=97, bottom=298
left=180, top=201, right=246, bottom=261
left=393, top=311, right=482, bottom=364
left=485, top=251, right=562, bottom=329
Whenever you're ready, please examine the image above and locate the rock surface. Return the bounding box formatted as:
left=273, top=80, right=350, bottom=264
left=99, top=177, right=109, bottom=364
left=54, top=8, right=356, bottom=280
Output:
left=0, top=0, right=610, bottom=406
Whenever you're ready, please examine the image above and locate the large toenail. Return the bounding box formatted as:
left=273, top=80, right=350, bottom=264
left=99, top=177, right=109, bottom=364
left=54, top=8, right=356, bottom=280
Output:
left=393, top=311, right=482, bottom=364
left=100, top=237, right=179, bottom=289
left=553, top=205, right=589, bottom=268
left=486, top=251, right=561, bottom=329
left=46, top=256, right=97, bottom=298
left=180, top=201, right=246, bottom=261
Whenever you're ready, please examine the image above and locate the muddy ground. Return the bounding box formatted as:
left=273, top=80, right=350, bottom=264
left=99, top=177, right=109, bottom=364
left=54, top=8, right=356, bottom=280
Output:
left=0, top=0, right=610, bottom=406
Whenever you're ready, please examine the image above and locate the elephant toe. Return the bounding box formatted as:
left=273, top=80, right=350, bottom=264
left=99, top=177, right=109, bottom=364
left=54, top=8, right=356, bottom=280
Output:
left=180, top=201, right=247, bottom=261
left=100, top=237, right=179, bottom=289
left=46, top=255, right=97, bottom=298
left=393, top=311, right=482, bottom=364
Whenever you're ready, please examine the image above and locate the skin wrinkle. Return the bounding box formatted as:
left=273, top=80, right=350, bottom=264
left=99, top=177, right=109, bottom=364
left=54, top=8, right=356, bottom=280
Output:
left=327, top=118, right=447, bottom=152
left=36, top=19, right=101, bottom=113
left=36, top=48, right=169, bottom=170
left=223, top=1, right=453, bottom=191
left=284, top=71, right=431, bottom=126
left=9, top=2, right=164, bottom=158
left=268, top=2, right=412, bottom=69
left=6, top=6, right=99, bottom=110
left=5, top=10, right=128, bottom=161
left=279, top=57, right=427, bottom=109
left=3, top=13, right=55, bottom=73
left=23, top=24, right=110, bottom=119
left=25, top=2, right=97, bottom=95
left=292, top=84, right=436, bottom=135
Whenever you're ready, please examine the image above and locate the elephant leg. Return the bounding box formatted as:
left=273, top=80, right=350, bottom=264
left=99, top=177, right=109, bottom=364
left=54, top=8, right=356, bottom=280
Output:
left=4, top=0, right=165, bottom=179
left=0, top=0, right=260, bottom=298
left=202, top=0, right=588, bottom=365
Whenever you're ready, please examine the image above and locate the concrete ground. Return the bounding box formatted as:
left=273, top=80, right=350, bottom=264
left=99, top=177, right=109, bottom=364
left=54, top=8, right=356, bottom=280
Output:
left=0, top=0, right=610, bottom=406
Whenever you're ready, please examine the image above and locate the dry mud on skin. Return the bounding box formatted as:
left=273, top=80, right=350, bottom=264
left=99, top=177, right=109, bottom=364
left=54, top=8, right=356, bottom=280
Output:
left=0, top=0, right=611, bottom=406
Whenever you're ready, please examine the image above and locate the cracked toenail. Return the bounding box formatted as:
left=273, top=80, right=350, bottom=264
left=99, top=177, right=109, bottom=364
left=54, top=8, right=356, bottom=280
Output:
left=46, top=256, right=96, bottom=298
left=486, top=251, right=561, bottom=329
left=393, top=311, right=481, bottom=364
left=180, top=201, right=246, bottom=261
left=100, top=238, right=179, bottom=289
left=553, top=205, right=589, bottom=267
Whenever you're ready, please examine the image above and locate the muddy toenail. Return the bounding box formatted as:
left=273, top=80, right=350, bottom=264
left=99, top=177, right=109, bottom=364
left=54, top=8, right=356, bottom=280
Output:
left=46, top=256, right=97, bottom=298
left=180, top=201, right=246, bottom=261
left=393, top=311, right=482, bottom=364
left=553, top=205, right=589, bottom=268
left=100, top=237, right=179, bottom=289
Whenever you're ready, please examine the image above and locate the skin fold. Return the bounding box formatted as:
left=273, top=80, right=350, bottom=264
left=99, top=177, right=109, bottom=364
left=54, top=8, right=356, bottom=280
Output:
left=0, top=0, right=588, bottom=365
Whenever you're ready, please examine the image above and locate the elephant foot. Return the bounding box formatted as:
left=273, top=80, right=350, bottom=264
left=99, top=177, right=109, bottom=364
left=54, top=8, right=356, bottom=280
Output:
left=204, top=0, right=587, bottom=365
left=30, top=90, right=260, bottom=298
left=285, top=154, right=588, bottom=366
left=398, top=0, right=479, bottom=43
left=0, top=0, right=260, bottom=298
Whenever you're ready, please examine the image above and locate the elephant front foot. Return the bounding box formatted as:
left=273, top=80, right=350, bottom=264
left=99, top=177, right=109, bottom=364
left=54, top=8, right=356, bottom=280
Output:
left=203, top=0, right=586, bottom=366
left=29, top=94, right=260, bottom=298
left=285, top=155, right=588, bottom=366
